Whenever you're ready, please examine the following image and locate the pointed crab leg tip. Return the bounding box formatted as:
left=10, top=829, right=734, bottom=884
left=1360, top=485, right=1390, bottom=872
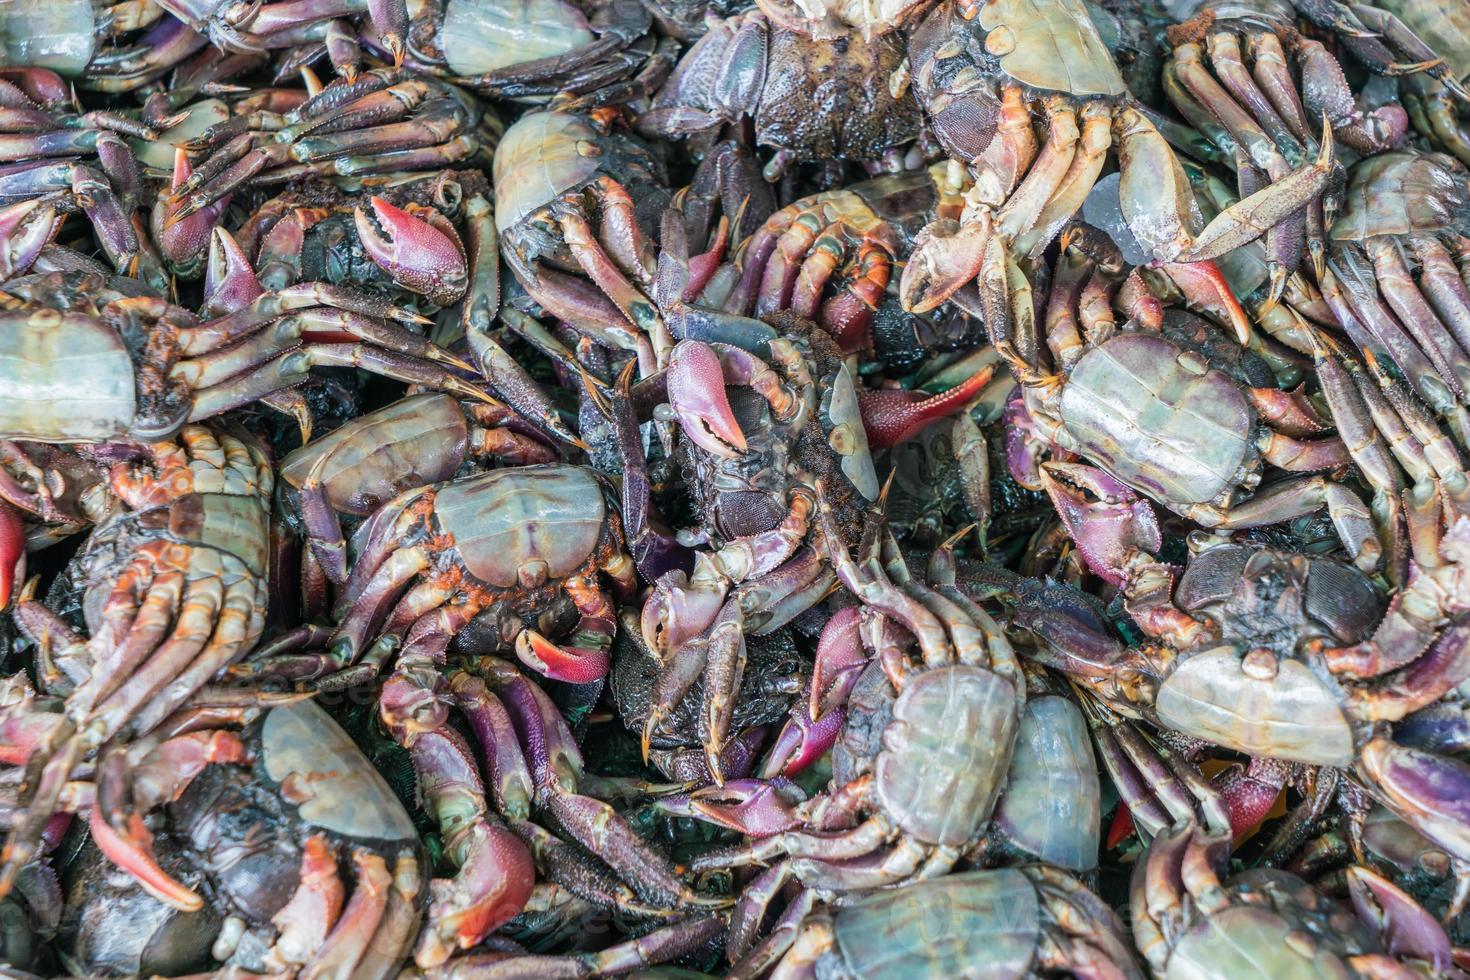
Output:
left=939, top=523, right=977, bottom=552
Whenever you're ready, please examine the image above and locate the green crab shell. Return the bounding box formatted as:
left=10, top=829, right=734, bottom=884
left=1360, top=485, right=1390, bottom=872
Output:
left=833, top=869, right=1042, bottom=979
left=261, top=699, right=418, bottom=842
left=1154, top=647, right=1355, bottom=767
left=1330, top=151, right=1470, bottom=242
left=279, top=393, right=469, bottom=516
left=0, top=310, right=136, bottom=442
left=978, top=0, right=1125, bottom=98
left=431, top=464, right=608, bottom=589
left=493, top=111, right=603, bottom=230
left=1058, top=332, right=1253, bottom=509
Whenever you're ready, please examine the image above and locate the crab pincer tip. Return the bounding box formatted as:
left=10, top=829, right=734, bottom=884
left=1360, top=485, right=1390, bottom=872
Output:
left=515, top=630, right=609, bottom=685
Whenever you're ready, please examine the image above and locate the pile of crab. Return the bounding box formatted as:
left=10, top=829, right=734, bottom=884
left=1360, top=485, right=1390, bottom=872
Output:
left=6, top=0, right=1470, bottom=975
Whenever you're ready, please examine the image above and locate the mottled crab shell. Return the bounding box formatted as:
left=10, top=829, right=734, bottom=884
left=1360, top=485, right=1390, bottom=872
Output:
left=493, top=111, right=604, bottom=230
left=978, top=0, right=1125, bottom=97
left=992, top=695, right=1100, bottom=872
left=873, top=665, right=1018, bottom=848
left=1058, top=332, right=1253, bottom=509
left=279, top=393, right=469, bottom=516
left=831, top=870, right=1043, bottom=979
left=431, top=464, right=607, bottom=589
left=0, top=310, right=136, bottom=442
left=260, top=700, right=418, bottom=842
left=1159, top=868, right=1376, bottom=980
left=1154, top=647, right=1355, bottom=766
left=1331, top=151, right=1470, bottom=242
left=439, top=0, right=596, bottom=75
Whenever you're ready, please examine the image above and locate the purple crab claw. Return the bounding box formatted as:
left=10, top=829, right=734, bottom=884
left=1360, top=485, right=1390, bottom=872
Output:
left=810, top=605, right=866, bottom=719
left=667, top=340, right=747, bottom=459
left=1040, top=461, right=1162, bottom=585
left=663, top=778, right=806, bottom=837
left=155, top=148, right=229, bottom=274
left=354, top=196, right=468, bottom=308
left=639, top=561, right=727, bottom=657
left=1357, top=731, right=1470, bottom=879
left=201, top=228, right=264, bottom=318
left=761, top=702, right=845, bottom=779
left=0, top=199, right=58, bottom=277
left=1347, top=865, right=1457, bottom=972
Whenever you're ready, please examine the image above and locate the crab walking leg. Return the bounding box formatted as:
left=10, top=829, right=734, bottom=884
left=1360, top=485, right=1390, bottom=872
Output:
left=995, top=98, right=1080, bottom=244
left=1016, top=101, right=1112, bottom=258
left=555, top=200, right=661, bottom=337
left=1368, top=237, right=1470, bottom=400
left=301, top=849, right=393, bottom=980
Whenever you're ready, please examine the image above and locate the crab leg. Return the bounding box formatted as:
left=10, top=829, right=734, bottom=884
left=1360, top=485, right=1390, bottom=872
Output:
left=302, top=849, right=392, bottom=980
left=1367, top=237, right=1470, bottom=400
left=1016, top=101, right=1112, bottom=258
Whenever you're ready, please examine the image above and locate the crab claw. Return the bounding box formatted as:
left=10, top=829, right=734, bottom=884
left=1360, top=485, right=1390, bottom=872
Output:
left=640, top=564, right=728, bottom=656
left=810, top=605, right=865, bottom=719
left=1358, top=733, right=1470, bottom=870
left=416, top=820, right=535, bottom=968
left=1347, top=864, right=1456, bottom=971
left=1003, top=392, right=1050, bottom=490
left=354, top=196, right=468, bottom=307
left=201, top=227, right=264, bottom=318
left=515, top=630, right=609, bottom=685
left=156, top=148, right=229, bottom=273
left=856, top=363, right=994, bottom=450
left=0, top=503, right=22, bottom=611
left=1040, top=461, right=1161, bottom=585
left=761, top=703, right=845, bottom=779
left=675, top=778, right=806, bottom=836
left=379, top=657, right=451, bottom=739
left=89, top=804, right=203, bottom=912
left=1153, top=260, right=1251, bottom=345
left=667, top=340, right=746, bottom=458
left=899, top=213, right=990, bottom=314
left=0, top=199, right=58, bottom=277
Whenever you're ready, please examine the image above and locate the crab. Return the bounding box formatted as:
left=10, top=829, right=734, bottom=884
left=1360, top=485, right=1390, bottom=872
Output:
left=55, top=698, right=425, bottom=977
left=1315, top=150, right=1470, bottom=441
left=1135, top=819, right=1466, bottom=978
left=239, top=463, right=637, bottom=688
left=995, top=244, right=1397, bottom=571
left=895, top=0, right=1335, bottom=319
left=494, top=107, right=677, bottom=366
left=378, top=654, right=727, bottom=967
left=728, top=866, right=1140, bottom=978
left=0, top=68, right=164, bottom=287
left=1022, top=465, right=1470, bottom=911
left=639, top=3, right=923, bottom=179
left=403, top=0, right=679, bottom=109
left=0, top=425, right=276, bottom=901
left=676, top=489, right=1033, bottom=966
left=0, top=268, right=490, bottom=444
left=274, top=391, right=561, bottom=615
left=165, top=69, right=499, bottom=229
left=145, top=0, right=409, bottom=75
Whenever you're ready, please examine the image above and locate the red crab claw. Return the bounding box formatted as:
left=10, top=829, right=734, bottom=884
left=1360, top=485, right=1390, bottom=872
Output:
left=354, top=196, right=468, bottom=308
left=0, top=199, right=58, bottom=278
left=157, top=148, right=229, bottom=267
left=515, top=630, right=609, bottom=685
left=1040, top=462, right=1162, bottom=585
left=856, top=363, right=995, bottom=450
left=1347, top=864, right=1457, bottom=971
left=1153, top=260, right=1251, bottom=345
left=1210, top=757, right=1288, bottom=840
left=268, top=834, right=345, bottom=967
left=667, top=340, right=747, bottom=459
left=664, top=778, right=806, bottom=836
left=417, top=819, right=535, bottom=968
left=809, top=605, right=865, bottom=719
left=201, top=227, right=264, bottom=318
left=89, top=805, right=203, bottom=911
left=0, top=503, right=22, bottom=611
left=761, top=702, right=845, bottom=779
